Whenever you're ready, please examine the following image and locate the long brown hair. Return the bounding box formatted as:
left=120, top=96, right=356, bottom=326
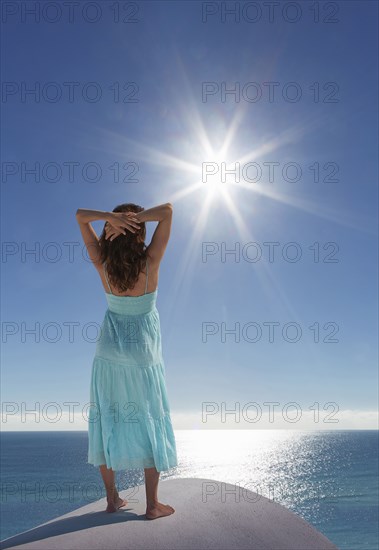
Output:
left=98, top=203, right=147, bottom=292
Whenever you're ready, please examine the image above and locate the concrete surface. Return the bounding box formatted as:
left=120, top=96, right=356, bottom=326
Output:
left=0, top=478, right=339, bottom=549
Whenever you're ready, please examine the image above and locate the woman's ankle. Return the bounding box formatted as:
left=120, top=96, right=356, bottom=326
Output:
left=106, top=488, right=116, bottom=502
left=146, top=498, right=159, bottom=509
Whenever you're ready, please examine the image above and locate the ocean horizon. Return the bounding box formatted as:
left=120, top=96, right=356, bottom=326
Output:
left=0, top=429, right=378, bottom=549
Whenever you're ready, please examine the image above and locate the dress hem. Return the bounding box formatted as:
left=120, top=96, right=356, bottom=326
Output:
left=87, top=455, right=178, bottom=472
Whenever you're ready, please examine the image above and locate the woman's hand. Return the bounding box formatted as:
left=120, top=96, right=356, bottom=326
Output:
left=105, top=223, right=123, bottom=242
left=105, top=212, right=141, bottom=239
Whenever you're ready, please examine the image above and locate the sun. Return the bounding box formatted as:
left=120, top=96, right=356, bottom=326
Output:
left=201, top=151, right=237, bottom=202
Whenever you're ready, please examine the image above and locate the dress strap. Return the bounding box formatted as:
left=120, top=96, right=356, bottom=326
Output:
left=144, top=257, right=149, bottom=295
left=103, top=262, right=113, bottom=295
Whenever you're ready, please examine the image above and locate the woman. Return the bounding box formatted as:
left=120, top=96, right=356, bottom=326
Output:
left=76, top=202, right=178, bottom=520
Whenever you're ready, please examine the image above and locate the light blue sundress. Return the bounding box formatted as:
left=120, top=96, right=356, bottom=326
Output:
left=87, top=257, right=178, bottom=472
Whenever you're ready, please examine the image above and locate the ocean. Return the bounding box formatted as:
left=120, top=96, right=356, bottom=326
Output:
left=0, top=430, right=378, bottom=549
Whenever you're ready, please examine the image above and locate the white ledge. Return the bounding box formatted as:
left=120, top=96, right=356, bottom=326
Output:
left=0, top=478, right=339, bottom=549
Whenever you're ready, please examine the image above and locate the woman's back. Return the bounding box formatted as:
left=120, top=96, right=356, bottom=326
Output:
left=102, top=251, right=159, bottom=297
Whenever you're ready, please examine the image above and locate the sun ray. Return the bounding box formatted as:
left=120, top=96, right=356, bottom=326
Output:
left=220, top=190, right=253, bottom=242
left=169, top=181, right=204, bottom=203
left=230, top=178, right=376, bottom=235
left=220, top=188, right=307, bottom=326
left=236, top=124, right=307, bottom=165
left=165, top=192, right=214, bottom=334
left=83, top=124, right=200, bottom=174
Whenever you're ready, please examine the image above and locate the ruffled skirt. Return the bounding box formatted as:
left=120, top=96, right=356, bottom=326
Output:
left=87, top=355, right=178, bottom=471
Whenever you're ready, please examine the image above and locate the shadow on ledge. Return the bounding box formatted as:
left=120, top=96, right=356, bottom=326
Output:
left=0, top=478, right=339, bottom=550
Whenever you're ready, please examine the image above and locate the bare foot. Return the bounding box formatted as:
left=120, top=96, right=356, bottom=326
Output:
left=146, top=502, right=175, bottom=520
left=106, top=499, right=117, bottom=513
left=115, top=496, right=128, bottom=509
left=105, top=497, right=128, bottom=513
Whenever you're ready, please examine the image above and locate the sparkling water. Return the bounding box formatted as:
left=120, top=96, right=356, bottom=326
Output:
left=1, top=430, right=378, bottom=549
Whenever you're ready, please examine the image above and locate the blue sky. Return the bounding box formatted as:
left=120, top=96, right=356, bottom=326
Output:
left=2, top=0, right=378, bottom=430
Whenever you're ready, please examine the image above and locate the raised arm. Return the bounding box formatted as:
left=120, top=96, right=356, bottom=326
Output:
left=136, top=203, right=173, bottom=264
